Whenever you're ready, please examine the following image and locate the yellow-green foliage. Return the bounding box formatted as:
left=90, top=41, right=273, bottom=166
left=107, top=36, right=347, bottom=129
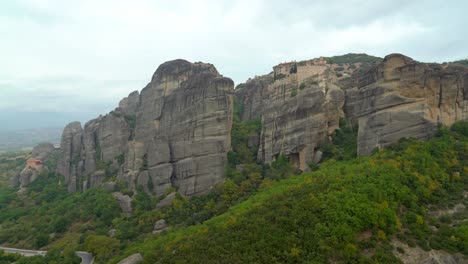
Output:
left=111, top=122, right=467, bottom=263
left=84, top=235, right=120, bottom=262
left=0, top=172, right=120, bottom=251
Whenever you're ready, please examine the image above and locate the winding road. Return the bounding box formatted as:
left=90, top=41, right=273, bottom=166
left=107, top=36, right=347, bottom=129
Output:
left=0, top=246, right=94, bottom=264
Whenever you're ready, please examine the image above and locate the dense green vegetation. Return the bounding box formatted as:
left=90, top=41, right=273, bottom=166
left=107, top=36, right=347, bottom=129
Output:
left=325, top=53, right=382, bottom=64
left=319, top=118, right=358, bottom=161
left=0, top=172, right=120, bottom=262
left=107, top=122, right=467, bottom=263
left=0, top=98, right=466, bottom=263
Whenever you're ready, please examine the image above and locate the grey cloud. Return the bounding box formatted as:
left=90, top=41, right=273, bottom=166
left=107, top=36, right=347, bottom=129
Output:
left=0, top=0, right=467, bottom=131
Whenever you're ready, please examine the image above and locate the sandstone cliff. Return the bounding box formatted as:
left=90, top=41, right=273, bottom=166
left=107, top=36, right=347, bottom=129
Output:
left=236, top=54, right=468, bottom=168
left=236, top=58, right=347, bottom=170
left=345, top=54, right=468, bottom=154
left=57, top=53, right=468, bottom=195
left=57, top=60, right=234, bottom=196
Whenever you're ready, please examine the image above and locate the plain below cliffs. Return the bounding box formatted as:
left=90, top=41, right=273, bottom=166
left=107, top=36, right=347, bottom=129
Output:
left=57, top=59, right=234, bottom=196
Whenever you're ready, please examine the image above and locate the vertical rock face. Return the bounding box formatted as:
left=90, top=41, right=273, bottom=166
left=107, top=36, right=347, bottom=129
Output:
left=57, top=54, right=467, bottom=196
left=345, top=54, right=468, bottom=155
left=234, top=76, right=271, bottom=121
left=236, top=53, right=468, bottom=167
left=236, top=58, right=345, bottom=170
left=57, top=122, right=83, bottom=193
left=57, top=59, right=234, bottom=196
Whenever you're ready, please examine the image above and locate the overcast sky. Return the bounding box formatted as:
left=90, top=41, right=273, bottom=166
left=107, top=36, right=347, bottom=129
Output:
left=1, top=0, right=467, bottom=131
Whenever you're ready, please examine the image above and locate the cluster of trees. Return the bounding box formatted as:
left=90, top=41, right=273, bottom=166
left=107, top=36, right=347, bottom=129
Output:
left=319, top=118, right=358, bottom=162
left=0, top=172, right=120, bottom=256
left=110, top=121, right=467, bottom=263
left=0, top=94, right=466, bottom=263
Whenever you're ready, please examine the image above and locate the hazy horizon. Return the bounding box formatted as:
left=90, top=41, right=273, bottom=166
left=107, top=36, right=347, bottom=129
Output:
left=1, top=0, right=467, bottom=131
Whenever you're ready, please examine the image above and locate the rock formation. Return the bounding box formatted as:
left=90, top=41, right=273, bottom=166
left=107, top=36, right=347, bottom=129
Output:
left=236, top=54, right=468, bottom=167
left=17, top=143, right=56, bottom=189
left=112, top=192, right=133, bottom=217
left=236, top=58, right=345, bottom=170
left=57, top=59, right=234, bottom=196
left=117, top=253, right=143, bottom=264
left=56, top=54, right=467, bottom=196
left=152, top=219, right=168, bottom=234
left=344, top=54, right=468, bottom=154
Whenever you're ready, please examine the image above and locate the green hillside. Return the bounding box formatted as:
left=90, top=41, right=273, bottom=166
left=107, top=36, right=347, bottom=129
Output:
left=0, top=118, right=466, bottom=263
left=109, top=122, right=467, bottom=263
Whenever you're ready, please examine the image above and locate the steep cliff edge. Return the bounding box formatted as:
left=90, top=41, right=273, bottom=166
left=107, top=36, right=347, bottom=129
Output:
left=57, top=60, right=234, bottom=196
left=57, top=53, right=468, bottom=195
left=235, top=57, right=369, bottom=170
left=236, top=53, right=468, bottom=167
left=345, top=54, right=468, bottom=154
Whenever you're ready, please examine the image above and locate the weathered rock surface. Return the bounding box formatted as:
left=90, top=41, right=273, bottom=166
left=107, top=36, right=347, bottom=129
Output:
left=18, top=166, right=48, bottom=188
left=31, top=143, right=55, bottom=161
left=237, top=54, right=468, bottom=167
left=18, top=142, right=56, bottom=188
left=57, top=59, right=234, bottom=196
left=57, top=122, right=83, bottom=193
left=152, top=219, right=168, bottom=234
left=236, top=57, right=345, bottom=170
left=56, top=54, right=467, bottom=196
left=117, top=253, right=143, bottom=264
left=392, top=239, right=466, bottom=264
left=345, top=54, right=468, bottom=155
left=156, top=192, right=176, bottom=209
left=112, top=192, right=133, bottom=217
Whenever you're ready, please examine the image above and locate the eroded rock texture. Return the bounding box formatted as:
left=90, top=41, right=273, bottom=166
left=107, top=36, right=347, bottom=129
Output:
left=236, top=54, right=468, bottom=167
left=236, top=58, right=345, bottom=170
left=57, top=60, right=234, bottom=196
left=345, top=54, right=468, bottom=155
left=17, top=143, right=56, bottom=189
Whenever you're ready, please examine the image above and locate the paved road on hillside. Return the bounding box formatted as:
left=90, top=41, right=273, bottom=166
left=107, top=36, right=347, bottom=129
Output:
left=76, top=251, right=94, bottom=264
left=0, top=246, right=94, bottom=264
left=0, top=246, right=47, bottom=257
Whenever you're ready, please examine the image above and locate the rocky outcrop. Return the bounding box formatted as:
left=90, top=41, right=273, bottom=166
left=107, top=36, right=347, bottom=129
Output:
left=236, top=58, right=345, bottom=170
left=156, top=192, right=176, bottom=209
left=57, top=122, right=83, bottom=193
left=18, top=143, right=56, bottom=189
left=31, top=143, right=55, bottom=161
left=152, top=219, right=168, bottom=234
left=57, top=59, right=234, bottom=196
left=344, top=54, right=468, bottom=155
left=56, top=54, right=467, bottom=196
left=392, top=239, right=466, bottom=264
left=236, top=54, right=468, bottom=166
left=117, top=253, right=143, bottom=264
left=112, top=192, right=133, bottom=217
